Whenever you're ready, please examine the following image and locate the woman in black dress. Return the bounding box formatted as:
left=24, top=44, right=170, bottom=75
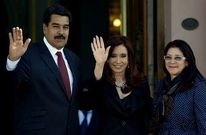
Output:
left=87, top=35, right=153, bottom=135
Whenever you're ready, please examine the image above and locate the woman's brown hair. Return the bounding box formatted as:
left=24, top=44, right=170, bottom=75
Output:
left=103, top=35, right=145, bottom=93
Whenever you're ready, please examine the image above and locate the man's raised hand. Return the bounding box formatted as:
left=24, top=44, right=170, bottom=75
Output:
left=8, top=27, right=31, bottom=61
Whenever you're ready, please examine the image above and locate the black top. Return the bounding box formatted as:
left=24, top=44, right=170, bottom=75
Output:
left=83, top=77, right=153, bottom=135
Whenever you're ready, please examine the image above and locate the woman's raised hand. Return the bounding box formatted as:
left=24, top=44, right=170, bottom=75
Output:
left=91, top=35, right=110, bottom=64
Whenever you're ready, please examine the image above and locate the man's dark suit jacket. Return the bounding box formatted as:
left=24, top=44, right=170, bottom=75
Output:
left=5, top=40, right=81, bottom=135
left=78, top=81, right=102, bottom=135
left=84, top=110, right=101, bottom=135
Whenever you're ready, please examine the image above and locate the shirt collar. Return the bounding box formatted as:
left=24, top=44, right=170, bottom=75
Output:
left=43, top=37, right=64, bottom=56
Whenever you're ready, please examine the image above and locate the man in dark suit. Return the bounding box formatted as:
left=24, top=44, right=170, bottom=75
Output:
left=4, top=4, right=80, bottom=135
left=78, top=109, right=101, bottom=135
left=78, top=81, right=102, bottom=135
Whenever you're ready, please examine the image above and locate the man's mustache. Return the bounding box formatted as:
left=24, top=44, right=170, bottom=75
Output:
left=54, top=35, right=65, bottom=39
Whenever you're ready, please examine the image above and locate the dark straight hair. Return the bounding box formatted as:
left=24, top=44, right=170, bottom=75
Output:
left=43, top=4, right=72, bottom=26
left=163, top=39, right=204, bottom=90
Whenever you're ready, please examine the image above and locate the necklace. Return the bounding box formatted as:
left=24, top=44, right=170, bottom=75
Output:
left=115, top=81, right=126, bottom=89
left=115, top=81, right=131, bottom=94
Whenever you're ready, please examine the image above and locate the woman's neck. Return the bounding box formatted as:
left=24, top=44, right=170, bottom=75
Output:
left=113, top=73, right=125, bottom=82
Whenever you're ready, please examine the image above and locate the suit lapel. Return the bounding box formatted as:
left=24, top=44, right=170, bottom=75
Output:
left=63, top=49, right=78, bottom=97
left=37, top=42, right=67, bottom=97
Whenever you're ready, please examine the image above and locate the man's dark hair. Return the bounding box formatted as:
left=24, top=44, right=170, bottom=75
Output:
left=43, top=4, right=72, bottom=26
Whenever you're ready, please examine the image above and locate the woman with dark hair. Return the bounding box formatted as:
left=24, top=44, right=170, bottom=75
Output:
left=151, top=39, right=206, bottom=134
left=84, top=35, right=152, bottom=135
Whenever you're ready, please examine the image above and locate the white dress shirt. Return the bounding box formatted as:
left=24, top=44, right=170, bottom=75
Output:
left=78, top=110, right=93, bottom=125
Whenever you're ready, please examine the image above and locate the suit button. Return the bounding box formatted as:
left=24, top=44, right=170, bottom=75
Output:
left=121, top=120, right=126, bottom=126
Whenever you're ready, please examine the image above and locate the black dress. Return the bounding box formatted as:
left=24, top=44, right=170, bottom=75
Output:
left=87, top=78, right=153, bottom=135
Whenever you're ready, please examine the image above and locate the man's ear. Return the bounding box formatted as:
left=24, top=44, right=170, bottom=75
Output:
left=43, top=24, right=47, bottom=34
